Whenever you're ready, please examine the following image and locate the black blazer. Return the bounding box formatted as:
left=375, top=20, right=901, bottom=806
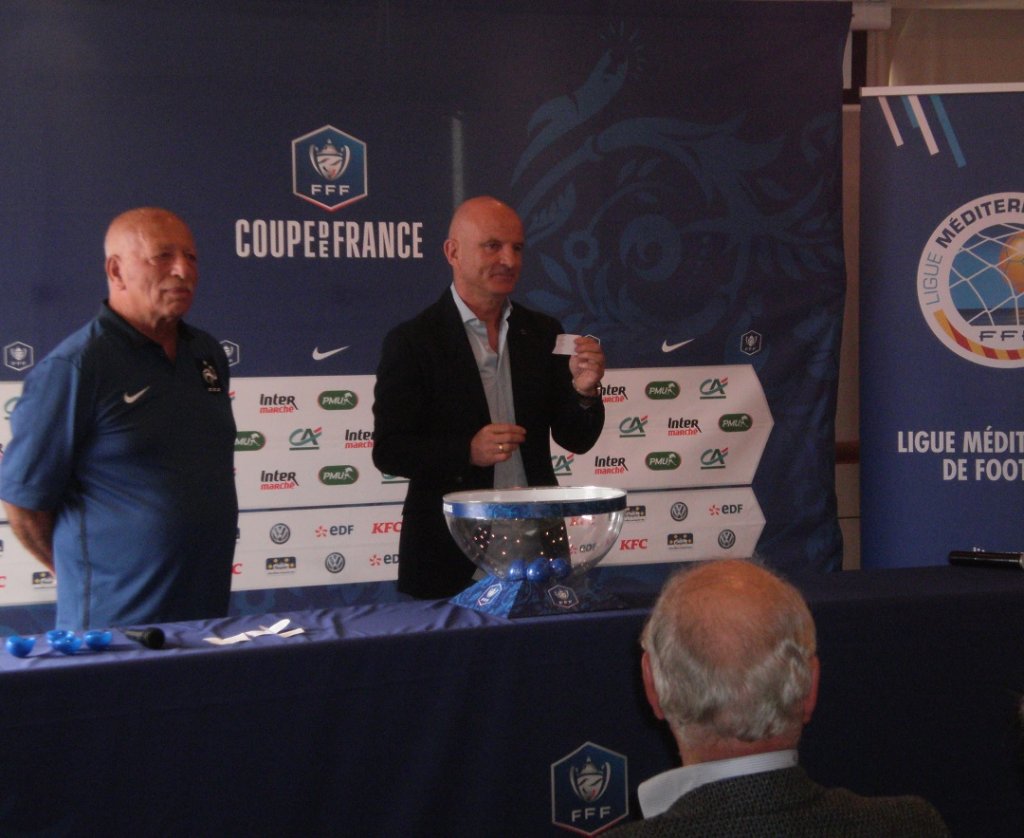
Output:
left=372, top=289, right=605, bottom=598
left=606, top=767, right=949, bottom=838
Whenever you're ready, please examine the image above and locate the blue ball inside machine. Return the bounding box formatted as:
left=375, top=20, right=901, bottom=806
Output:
left=442, top=486, right=626, bottom=583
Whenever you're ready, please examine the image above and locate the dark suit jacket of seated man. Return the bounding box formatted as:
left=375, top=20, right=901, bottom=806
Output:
left=372, top=196, right=605, bottom=599
left=607, top=559, right=950, bottom=838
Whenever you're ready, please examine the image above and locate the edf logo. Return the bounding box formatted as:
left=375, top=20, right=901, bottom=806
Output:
left=292, top=125, right=368, bottom=211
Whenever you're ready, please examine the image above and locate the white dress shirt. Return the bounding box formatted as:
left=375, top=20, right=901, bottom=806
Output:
left=637, top=749, right=799, bottom=818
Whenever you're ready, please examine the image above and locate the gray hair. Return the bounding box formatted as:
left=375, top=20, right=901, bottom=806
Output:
left=641, top=559, right=817, bottom=749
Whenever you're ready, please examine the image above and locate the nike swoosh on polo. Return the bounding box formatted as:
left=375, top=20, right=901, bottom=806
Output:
left=661, top=338, right=695, bottom=353
left=123, top=386, right=151, bottom=404
left=312, top=346, right=349, bottom=361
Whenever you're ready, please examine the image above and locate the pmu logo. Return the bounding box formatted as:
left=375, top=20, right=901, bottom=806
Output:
left=234, top=431, right=266, bottom=451
left=699, top=377, right=728, bottom=399
left=719, top=413, right=752, bottom=432
left=3, top=342, right=34, bottom=372
left=700, top=448, right=729, bottom=470
left=292, top=125, right=368, bottom=212
left=551, top=742, right=628, bottom=835
left=552, top=453, right=574, bottom=476
left=318, top=390, right=358, bottom=410
left=618, top=416, right=647, bottom=438
left=319, top=465, right=358, bottom=485
left=289, top=427, right=322, bottom=451
left=645, top=380, right=679, bottom=400
left=645, top=451, right=680, bottom=471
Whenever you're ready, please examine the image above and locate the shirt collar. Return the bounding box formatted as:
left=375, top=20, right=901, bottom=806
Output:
left=637, top=750, right=798, bottom=818
left=99, top=300, right=191, bottom=348
left=450, top=284, right=512, bottom=326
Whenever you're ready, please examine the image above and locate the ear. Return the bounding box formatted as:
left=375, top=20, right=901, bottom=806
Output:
left=641, top=650, right=666, bottom=720
left=106, top=254, right=125, bottom=289
left=443, top=237, right=459, bottom=268
left=802, top=654, right=820, bottom=724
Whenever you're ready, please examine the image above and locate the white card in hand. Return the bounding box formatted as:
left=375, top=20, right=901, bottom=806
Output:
left=553, top=334, right=579, bottom=355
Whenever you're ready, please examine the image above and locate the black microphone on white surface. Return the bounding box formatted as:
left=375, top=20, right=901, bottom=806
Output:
left=948, top=549, right=1024, bottom=570
left=123, top=627, right=165, bottom=649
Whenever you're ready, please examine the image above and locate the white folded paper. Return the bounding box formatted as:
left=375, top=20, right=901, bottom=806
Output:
left=204, top=617, right=305, bottom=646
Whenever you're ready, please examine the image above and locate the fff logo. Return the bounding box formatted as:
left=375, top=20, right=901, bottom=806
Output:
left=292, top=125, right=368, bottom=212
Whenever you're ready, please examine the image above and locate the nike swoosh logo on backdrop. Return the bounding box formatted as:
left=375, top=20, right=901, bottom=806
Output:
left=661, top=339, right=694, bottom=353
left=123, top=386, right=151, bottom=404
left=312, top=346, right=349, bottom=361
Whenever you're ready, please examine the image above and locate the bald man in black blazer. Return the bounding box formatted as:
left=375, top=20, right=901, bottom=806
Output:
left=372, top=197, right=605, bottom=598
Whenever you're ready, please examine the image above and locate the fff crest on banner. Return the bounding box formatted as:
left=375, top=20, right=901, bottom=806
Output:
left=551, top=741, right=628, bottom=835
left=291, top=125, right=368, bottom=212
left=917, top=191, right=1024, bottom=367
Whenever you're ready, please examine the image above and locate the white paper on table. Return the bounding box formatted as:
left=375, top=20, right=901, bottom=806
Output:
left=204, top=617, right=305, bottom=646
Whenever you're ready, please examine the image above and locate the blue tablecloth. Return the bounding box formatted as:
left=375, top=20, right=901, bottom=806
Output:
left=1, top=564, right=1022, bottom=836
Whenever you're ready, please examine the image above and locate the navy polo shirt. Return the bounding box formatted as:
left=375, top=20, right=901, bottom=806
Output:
left=0, top=303, right=238, bottom=630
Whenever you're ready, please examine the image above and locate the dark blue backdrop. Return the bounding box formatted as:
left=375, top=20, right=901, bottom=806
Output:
left=0, top=1, right=851, bottom=578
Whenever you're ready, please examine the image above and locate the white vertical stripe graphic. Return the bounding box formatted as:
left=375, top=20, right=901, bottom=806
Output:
left=907, top=95, right=940, bottom=155
left=878, top=97, right=904, bottom=147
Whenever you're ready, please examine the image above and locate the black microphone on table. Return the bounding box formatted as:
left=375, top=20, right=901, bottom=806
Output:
left=948, top=549, right=1024, bottom=570
left=123, top=627, right=165, bottom=649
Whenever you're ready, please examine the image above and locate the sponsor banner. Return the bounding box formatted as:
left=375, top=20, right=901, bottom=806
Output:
left=0, top=524, right=60, bottom=606
left=231, top=375, right=408, bottom=508
left=553, top=365, right=772, bottom=489
left=604, top=486, right=765, bottom=566
left=860, top=85, right=1024, bottom=566
left=233, top=506, right=402, bottom=590
left=0, top=367, right=766, bottom=603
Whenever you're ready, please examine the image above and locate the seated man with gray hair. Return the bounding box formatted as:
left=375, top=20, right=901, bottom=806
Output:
left=609, top=559, right=948, bottom=837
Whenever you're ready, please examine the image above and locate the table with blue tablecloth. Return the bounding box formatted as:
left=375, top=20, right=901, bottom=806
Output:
left=1, top=564, right=1022, bottom=837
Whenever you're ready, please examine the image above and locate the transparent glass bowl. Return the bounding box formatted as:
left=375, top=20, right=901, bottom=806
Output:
left=443, top=486, right=626, bottom=583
